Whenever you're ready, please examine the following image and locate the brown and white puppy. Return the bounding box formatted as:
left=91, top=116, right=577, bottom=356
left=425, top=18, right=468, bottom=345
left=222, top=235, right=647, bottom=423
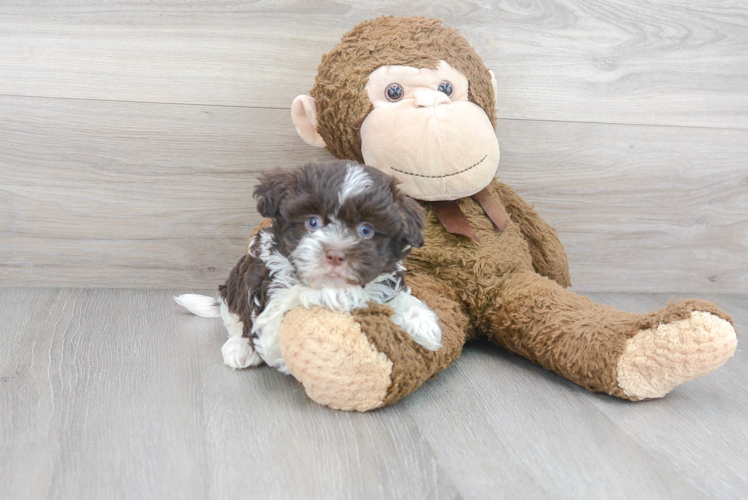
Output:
left=175, top=161, right=442, bottom=373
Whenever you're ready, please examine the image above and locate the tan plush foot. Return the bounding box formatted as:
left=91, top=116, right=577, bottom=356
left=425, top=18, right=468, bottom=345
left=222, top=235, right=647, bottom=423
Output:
left=617, top=311, right=737, bottom=399
left=279, top=306, right=393, bottom=412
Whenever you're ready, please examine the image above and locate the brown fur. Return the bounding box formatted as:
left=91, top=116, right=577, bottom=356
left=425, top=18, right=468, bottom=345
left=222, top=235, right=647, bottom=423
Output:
left=253, top=161, right=423, bottom=286
left=219, top=253, right=270, bottom=339
left=312, top=16, right=497, bottom=162
left=492, top=182, right=572, bottom=288
left=354, top=272, right=469, bottom=406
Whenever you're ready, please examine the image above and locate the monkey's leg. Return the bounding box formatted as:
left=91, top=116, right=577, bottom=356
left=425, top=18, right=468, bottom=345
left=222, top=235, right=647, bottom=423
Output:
left=278, top=273, right=469, bottom=411
left=481, top=272, right=737, bottom=400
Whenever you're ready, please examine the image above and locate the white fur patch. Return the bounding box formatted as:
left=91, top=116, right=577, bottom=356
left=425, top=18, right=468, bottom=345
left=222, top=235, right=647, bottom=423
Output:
left=338, top=163, right=372, bottom=205
left=219, top=300, right=263, bottom=368
left=219, top=300, right=243, bottom=338
left=388, top=293, right=442, bottom=351
left=290, top=219, right=359, bottom=289
left=222, top=336, right=262, bottom=369
left=174, top=294, right=221, bottom=318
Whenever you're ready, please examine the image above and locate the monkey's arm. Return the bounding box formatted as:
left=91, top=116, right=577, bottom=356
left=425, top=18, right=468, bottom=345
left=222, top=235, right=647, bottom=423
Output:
left=278, top=272, right=467, bottom=411
left=489, top=180, right=571, bottom=288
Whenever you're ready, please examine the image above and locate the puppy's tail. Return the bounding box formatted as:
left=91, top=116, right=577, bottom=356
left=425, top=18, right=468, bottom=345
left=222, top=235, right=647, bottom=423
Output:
left=174, top=294, right=222, bottom=318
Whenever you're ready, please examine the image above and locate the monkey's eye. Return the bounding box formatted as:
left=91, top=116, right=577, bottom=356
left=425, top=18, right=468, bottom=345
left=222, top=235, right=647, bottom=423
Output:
left=437, top=80, right=453, bottom=97
left=305, top=216, right=322, bottom=231
left=357, top=223, right=374, bottom=239
left=385, top=83, right=404, bottom=102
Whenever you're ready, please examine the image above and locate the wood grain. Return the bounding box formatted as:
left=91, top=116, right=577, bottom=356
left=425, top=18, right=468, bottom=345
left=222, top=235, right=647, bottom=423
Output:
left=495, top=119, right=748, bottom=293
left=0, top=95, right=333, bottom=288
left=1, top=95, right=746, bottom=292
left=586, top=293, right=748, bottom=499
left=0, top=289, right=745, bottom=498
left=0, top=0, right=746, bottom=128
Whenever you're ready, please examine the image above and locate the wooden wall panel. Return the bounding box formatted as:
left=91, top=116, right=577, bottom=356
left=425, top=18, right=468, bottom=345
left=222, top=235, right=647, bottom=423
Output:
left=495, top=120, right=748, bottom=292
left=1, top=0, right=746, bottom=128
left=1, top=95, right=745, bottom=292
left=0, top=96, right=332, bottom=288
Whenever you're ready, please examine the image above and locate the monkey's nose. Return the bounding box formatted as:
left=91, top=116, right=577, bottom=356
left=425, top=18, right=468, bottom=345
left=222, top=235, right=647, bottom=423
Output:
left=414, top=89, right=450, bottom=108
left=325, top=249, right=346, bottom=266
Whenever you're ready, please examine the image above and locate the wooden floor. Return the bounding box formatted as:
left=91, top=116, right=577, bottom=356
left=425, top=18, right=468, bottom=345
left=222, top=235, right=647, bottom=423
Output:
left=1, top=288, right=746, bottom=499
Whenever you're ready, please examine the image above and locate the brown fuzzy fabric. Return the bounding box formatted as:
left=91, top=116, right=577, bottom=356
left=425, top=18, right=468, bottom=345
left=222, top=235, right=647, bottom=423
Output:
left=352, top=272, right=470, bottom=407
left=492, top=182, right=571, bottom=288
left=280, top=306, right=393, bottom=411
left=312, top=16, right=497, bottom=162
left=481, top=273, right=734, bottom=399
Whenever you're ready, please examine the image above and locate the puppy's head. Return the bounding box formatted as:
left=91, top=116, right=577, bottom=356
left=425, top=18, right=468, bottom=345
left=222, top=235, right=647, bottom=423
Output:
left=254, top=161, right=424, bottom=289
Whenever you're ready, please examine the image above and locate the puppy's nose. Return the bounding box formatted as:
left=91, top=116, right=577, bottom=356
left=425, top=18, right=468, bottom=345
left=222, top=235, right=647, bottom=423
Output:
left=325, top=249, right=346, bottom=266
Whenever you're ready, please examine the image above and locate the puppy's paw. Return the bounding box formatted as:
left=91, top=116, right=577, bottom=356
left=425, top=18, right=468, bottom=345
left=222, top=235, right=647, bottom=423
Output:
left=390, top=295, right=442, bottom=351
left=401, top=306, right=442, bottom=351
left=221, top=336, right=262, bottom=369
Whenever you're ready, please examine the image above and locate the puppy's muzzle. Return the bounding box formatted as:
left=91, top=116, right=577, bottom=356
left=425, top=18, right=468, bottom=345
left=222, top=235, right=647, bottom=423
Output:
left=325, top=249, right=346, bottom=266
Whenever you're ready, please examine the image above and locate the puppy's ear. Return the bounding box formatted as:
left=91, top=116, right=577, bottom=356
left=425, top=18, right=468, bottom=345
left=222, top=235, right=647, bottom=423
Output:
left=395, top=188, right=425, bottom=249
left=254, top=170, right=295, bottom=218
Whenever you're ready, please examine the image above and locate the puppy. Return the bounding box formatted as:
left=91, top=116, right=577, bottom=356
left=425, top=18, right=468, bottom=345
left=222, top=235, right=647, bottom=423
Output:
left=175, top=161, right=442, bottom=374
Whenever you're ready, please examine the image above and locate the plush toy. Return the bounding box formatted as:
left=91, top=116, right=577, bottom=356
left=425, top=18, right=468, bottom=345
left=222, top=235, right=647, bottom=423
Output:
left=259, top=16, right=737, bottom=411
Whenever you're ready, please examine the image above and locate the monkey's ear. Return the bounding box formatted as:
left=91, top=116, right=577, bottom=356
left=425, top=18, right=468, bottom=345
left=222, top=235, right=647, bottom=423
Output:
left=254, top=171, right=296, bottom=219
left=489, top=70, right=498, bottom=108
left=396, top=191, right=426, bottom=249
left=291, top=95, right=327, bottom=149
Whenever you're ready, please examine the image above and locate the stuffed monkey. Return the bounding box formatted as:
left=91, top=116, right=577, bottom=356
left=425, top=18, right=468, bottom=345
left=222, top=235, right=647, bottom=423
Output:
left=271, top=16, right=737, bottom=411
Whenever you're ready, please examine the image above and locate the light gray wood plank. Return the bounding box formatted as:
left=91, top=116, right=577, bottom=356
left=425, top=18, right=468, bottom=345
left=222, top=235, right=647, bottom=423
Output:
left=1, top=95, right=746, bottom=291
left=2, top=289, right=746, bottom=499
left=583, top=293, right=748, bottom=499
left=0, top=95, right=333, bottom=288
left=495, top=119, right=748, bottom=293
left=0, top=0, right=746, bottom=128
left=404, top=352, right=706, bottom=499
left=0, top=288, right=460, bottom=500
left=400, top=292, right=748, bottom=499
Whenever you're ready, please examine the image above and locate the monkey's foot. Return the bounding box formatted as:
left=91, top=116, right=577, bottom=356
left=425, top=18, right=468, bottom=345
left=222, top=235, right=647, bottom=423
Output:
left=617, top=310, right=737, bottom=399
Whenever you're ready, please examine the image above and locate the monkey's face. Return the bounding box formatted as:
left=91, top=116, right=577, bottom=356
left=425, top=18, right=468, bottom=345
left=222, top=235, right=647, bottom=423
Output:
left=292, top=57, right=500, bottom=202
left=359, top=61, right=499, bottom=201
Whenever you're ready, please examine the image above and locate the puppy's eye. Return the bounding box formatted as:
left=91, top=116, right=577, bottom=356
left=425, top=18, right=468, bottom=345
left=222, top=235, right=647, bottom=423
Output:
left=385, top=83, right=404, bottom=102
left=357, top=223, right=374, bottom=239
left=437, top=80, right=453, bottom=97
left=305, top=216, right=322, bottom=231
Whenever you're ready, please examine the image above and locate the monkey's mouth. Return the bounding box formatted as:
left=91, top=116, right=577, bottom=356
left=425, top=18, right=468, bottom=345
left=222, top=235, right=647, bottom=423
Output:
left=389, top=154, right=487, bottom=179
